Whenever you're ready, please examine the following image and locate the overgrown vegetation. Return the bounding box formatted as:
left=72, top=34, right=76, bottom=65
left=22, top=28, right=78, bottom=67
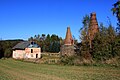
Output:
left=71, top=0, right=120, bottom=65
left=57, top=1, right=120, bottom=66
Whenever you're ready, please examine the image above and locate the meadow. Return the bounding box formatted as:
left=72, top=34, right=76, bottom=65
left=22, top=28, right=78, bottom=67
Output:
left=0, top=59, right=120, bottom=80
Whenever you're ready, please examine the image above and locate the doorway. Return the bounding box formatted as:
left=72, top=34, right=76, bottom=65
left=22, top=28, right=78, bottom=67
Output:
left=36, top=54, right=38, bottom=58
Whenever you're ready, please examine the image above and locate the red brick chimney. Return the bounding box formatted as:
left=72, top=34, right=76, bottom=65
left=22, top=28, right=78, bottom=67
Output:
left=88, top=12, right=99, bottom=48
left=89, top=12, right=99, bottom=40
left=64, top=27, right=74, bottom=45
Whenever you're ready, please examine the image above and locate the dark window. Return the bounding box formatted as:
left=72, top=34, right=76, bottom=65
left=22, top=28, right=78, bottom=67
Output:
left=36, top=54, right=38, bottom=58
left=31, top=49, right=33, bottom=53
left=31, top=42, right=34, bottom=45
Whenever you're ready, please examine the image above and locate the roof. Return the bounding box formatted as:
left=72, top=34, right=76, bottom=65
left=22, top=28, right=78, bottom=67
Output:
left=12, top=41, right=40, bottom=50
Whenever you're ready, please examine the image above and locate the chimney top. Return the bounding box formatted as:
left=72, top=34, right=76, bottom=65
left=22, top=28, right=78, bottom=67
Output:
left=91, top=12, right=96, bottom=14
left=67, top=26, right=70, bottom=29
left=91, top=12, right=96, bottom=16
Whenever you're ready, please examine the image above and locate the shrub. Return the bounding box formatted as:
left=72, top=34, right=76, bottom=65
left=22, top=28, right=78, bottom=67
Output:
left=60, top=55, right=93, bottom=66
left=60, top=56, right=76, bottom=65
left=4, top=48, right=12, bottom=58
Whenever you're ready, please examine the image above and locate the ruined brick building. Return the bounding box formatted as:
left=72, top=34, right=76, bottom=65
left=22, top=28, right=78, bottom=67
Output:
left=88, top=12, right=99, bottom=48
left=60, top=12, right=99, bottom=57
left=60, top=27, right=75, bottom=56
left=12, top=41, right=41, bottom=59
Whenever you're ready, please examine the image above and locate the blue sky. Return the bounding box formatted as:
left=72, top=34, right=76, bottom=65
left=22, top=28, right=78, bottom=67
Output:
left=0, top=0, right=118, bottom=41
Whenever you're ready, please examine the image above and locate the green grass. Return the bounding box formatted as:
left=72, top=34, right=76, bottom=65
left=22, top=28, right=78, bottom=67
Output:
left=0, top=59, right=120, bottom=80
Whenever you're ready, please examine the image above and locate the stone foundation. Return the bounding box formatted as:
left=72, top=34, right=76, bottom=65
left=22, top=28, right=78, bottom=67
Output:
left=60, top=45, right=75, bottom=56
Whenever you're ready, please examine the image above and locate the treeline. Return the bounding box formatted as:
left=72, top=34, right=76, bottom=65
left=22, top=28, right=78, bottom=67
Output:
left=28, top=34, right=63, bottom=53
left=0, top=39, right=23, bottom=58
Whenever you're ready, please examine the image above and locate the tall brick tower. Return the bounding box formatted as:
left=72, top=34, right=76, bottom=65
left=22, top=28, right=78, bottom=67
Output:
left=88, top=12, right=99, bottom=48
left=60, top=27, right=75, bottom=56
left=64, top=27, right=74, bottom=45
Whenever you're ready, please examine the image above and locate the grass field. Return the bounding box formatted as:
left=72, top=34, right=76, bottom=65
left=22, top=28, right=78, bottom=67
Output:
left=0, top=59, right=120, bottom=80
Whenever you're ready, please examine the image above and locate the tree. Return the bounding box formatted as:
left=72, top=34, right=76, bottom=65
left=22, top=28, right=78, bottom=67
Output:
left=72, top=35, right=78, bottom=44
left=107, top=24, right=116, bottom=57
left=28, top=37, right=34, bottom=41
left=111, top=0, right=120, bottom=57
left=49, top=34, right=60, bottom=52
left=111, top=0, right=120, bottom=33
left=114, top=36, right=120, bottom=57
left=4, top=48, right=12, bottom=58
left=0, top=40, right=23, bottom=59
left=49, top=41, right=60, bottom=53
left=28, top=34, right=62, bottom=53
left=80, top=15, right=90, bottom=42
left=79, top=15, right=91, bottom=59
left=92, top=23, right=117, bottom=61
left=34, top=35, right=37, bottom=40
left=92, top=23, right=109, bottom=61
left=41, top=34, right=46, bottom=41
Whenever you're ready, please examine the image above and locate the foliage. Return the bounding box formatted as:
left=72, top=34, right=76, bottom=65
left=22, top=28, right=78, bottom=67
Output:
left=60, top=55, right=93, bottom=66
left=4, top=48, right=12, bottom=58
left=49, top=41, right=60, bottom=53
left=114, top=36, right=120, bottom=56
left=79, top=15, right=91, bottom=60
left=28, top=34, right=62, bottom=53
left=80, top=15, right=90, bottom=42
left=60, top=56, right=76, bottom=65
left=0, top=39, right=23, bottom=58
left=92, top=23, right=119, bottom=62
left=111, top=0, right=120, bottom=33
left=79, top=14, right=120, bottom=63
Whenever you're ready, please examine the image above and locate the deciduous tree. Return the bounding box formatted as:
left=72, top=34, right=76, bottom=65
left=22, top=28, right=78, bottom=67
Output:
left=111, top=0, right=120, bottom=33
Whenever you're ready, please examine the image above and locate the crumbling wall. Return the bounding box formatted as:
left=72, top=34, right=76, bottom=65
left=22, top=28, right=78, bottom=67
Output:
left=60, top=45, right=75, bottom=56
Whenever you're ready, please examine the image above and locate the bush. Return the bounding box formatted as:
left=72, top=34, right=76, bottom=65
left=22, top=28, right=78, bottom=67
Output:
left=4, top=48, right=12, bottom=58
left=60, top=55, right=94, bottom=66
left=60, top=56, right=76, bottom=65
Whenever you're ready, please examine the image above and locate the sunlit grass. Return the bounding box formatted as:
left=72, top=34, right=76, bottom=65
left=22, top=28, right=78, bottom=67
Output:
left=0, top=58, right=120, bottom=80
